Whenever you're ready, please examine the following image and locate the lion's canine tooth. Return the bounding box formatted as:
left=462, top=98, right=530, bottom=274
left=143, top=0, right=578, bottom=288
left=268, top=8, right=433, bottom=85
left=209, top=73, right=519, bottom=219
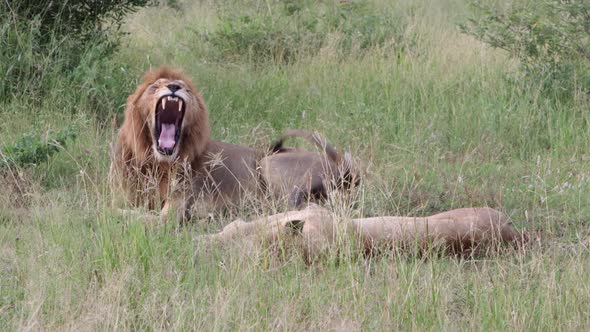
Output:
left=178, top=100, right=183, bottom=112
left=161, top=98, right=166, bottom=109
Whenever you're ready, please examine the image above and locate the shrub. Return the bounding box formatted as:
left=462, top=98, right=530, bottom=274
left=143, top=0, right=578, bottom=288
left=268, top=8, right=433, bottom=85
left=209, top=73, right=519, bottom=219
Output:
left=208, top=1, right=408, bottom=64
left=4, top=0, right=150, bottom=44
left=0, top=128, right=77, bottom=170
left=210, top=14, right=314, bottom=64
left=460, top=0, right=590, bottom=98
left=0, top=128, right=76, bottom=208
left=0, top=0, right=151, bottom=101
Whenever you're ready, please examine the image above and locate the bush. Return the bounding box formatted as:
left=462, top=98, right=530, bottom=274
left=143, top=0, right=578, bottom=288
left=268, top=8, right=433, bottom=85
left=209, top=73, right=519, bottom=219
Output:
left=0, top=0, right=151, bottom=101
left=210, top=14, right=314, bottom=64
left=460, top=0, right=590, bottom=98
left=208, top=1, right=408, bottom=64
left=4, top=0, right=150, bottom=44
left=0, top=128, right=77, bottom=170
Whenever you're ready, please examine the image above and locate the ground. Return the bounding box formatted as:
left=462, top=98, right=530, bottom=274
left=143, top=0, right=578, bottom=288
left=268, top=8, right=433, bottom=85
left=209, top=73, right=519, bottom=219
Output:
left=1, top=0, right=590, bottom=330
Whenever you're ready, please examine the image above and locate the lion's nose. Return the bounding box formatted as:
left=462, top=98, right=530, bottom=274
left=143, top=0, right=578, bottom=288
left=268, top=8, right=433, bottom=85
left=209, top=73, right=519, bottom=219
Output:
left=167, top=84, right=181, bottom=93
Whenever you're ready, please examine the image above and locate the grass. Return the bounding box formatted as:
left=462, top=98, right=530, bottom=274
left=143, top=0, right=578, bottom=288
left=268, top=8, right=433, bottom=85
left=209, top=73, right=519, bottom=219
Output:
left=1, top=0, right=590, bottom=330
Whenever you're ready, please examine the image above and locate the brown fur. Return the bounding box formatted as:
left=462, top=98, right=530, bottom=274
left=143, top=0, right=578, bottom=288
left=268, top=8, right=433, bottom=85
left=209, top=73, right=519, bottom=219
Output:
left=261, top=129, right=360, bottom=207
left=110, top=66, right=262, bottom=218
left=183, top=130, right=359, bottom=221
left=110, top=67, right=359, bottom=222
left=117, top=67, right=210, bottom=164
left=351, top=207, right=527, bottom=256
left=203, top=206, right=528, bottom=264
left=110, top=66, right=210, bottom=210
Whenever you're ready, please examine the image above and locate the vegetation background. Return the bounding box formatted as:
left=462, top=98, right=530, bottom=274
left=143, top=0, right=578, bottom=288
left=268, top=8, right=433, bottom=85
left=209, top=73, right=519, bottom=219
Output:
left=1, top=0, right=589, bottom=329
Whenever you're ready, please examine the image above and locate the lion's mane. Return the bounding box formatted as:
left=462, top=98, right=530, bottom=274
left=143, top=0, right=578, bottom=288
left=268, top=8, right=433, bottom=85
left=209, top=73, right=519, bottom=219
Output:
left=111, top=66, right=211, bottom=208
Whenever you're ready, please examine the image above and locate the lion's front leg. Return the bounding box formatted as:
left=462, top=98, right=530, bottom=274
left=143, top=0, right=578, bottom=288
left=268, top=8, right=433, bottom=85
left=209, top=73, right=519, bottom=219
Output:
left=160, top=162, right=199, bottom=224
left=161, top=196, right=179, bottom=222
left=175, top=192, right=196, bottom=225
left=162, top=191, right=206, bottom=225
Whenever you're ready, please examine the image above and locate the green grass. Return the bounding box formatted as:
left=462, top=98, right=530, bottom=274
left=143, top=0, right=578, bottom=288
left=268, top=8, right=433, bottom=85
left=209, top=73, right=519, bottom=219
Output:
left=1, top=0, right=590, bottom=330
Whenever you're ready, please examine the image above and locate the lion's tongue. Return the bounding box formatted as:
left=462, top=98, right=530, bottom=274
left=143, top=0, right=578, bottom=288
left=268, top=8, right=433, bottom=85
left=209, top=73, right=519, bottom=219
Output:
left=158, top=123, right=176, bottom=149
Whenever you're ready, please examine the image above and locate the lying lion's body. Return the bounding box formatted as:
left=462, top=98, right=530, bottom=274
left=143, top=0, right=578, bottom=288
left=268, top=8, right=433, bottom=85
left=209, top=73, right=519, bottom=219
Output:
left=203, top=205, right=527, bottom=264
left=110, top=66, right=359, bottom=221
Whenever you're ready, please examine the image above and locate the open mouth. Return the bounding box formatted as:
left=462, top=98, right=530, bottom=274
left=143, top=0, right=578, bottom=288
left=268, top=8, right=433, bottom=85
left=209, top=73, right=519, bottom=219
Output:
left=154, top=95, right=185, bottom=156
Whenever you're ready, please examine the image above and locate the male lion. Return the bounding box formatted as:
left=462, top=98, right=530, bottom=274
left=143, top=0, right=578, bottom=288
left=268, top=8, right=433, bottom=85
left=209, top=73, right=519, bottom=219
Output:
left=110, top=66, right=359, bottom=222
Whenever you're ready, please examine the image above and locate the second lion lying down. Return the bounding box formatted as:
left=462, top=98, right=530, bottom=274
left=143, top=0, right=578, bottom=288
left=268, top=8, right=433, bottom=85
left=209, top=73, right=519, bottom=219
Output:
left=202, top=205, right=528, bottom=263
left=109, top=66, right=358, bottom=222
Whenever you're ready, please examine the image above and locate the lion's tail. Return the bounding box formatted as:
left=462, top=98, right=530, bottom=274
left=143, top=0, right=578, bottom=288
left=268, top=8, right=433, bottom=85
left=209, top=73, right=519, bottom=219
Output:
left=269, top=129, right=339, bottom=163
